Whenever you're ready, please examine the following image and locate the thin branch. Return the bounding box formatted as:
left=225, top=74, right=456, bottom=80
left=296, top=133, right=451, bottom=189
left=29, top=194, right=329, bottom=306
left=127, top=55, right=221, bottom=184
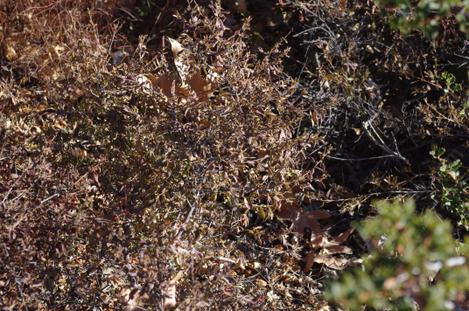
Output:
left=363, top=119, right=410, bottom=165
left=40, top=193, right=60, bottom=205
left=175, top=191, right=200, bottom=239
left=317, top=189, right=433, bottom=203
left=326, top=154, right=397, bottom=161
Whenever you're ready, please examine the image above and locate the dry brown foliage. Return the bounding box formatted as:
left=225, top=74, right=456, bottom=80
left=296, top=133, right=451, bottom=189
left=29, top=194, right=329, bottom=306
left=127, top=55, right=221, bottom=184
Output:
left=0, top=0, right=467, bottom=309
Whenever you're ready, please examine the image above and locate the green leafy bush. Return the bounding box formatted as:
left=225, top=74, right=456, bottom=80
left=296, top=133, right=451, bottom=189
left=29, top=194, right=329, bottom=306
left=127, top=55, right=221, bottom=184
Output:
left=440, top=71, right=463, bottom=93
left=431, top=146, right=469, bottom=230
left=373, top=0, right=469, bottom=38
left=325, top=200, right=469, bottom=310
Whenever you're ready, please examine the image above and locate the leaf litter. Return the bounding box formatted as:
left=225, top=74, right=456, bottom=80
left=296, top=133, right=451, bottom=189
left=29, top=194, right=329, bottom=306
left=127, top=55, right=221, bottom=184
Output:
left=1, top=0, right=467, bottom=309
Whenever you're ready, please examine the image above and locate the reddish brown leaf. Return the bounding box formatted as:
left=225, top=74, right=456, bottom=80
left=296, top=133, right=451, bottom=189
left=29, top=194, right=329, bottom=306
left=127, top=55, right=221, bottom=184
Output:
left=188, top=71, right=213, bottom=100
left=275, top=195, right=301, bottom=220
left=339, top=0, right=347, bottom=11
left=293, top=213, right=322, bottom=235
left=303, top=252, right=316, bottom=273
left=304, top=210, right=332, bottom=220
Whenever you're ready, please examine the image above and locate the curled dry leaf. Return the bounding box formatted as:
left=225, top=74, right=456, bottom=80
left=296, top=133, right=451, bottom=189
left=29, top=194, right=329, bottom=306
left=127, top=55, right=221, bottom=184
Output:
left=304, top=228, right=355, bottom=272
left=315, top=228, right=355, bottom=249
left=322, top=244, right=353, bottom=255
left=167, top=37, right=185, bottom=58
left=330, top=228, right=354, bottom=245
left=166, top=36, right=191, bottom=85
left=137, top=36, right=217, bottom=101
left=166, top=36, right=214, bottom=101
left=137, top=73, right=191, bottom=98
left=276, top=193, right=331, bottom=235
left=313, top=254, right=351, bottom=270
left=304, top=252, right=351, bottom=271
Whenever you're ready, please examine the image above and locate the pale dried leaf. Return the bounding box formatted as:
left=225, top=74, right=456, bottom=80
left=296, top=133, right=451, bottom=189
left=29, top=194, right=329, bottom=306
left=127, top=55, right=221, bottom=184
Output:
left=255, top=278, right=268, bottom=287
left=4, top=42, right=17, bottom=61
left=162, top=283, right=176, bottom=309
left=313, top=254, right=350, bottom=270
left=323, top=245, right=353, bottom=255
left=162, top=271, right=183, bottom=309
left=167, top=37, right=184, bottom=57
left=136, top=74, right=153, bottom=94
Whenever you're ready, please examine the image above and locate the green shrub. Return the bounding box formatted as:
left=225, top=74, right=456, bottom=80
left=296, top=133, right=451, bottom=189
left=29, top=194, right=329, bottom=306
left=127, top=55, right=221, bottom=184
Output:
left=325, top=200, right=469, bottom=310
left=440, top=71, right=463, bottom=93
left=373, top=0, right=469, bottom=38
left=431, top=146, right=469, bottom=230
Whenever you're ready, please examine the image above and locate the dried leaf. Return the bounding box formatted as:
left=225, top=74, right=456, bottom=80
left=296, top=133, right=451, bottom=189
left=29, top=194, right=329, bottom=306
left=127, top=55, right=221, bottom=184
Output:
left=188, top=70, right=212, bottom=100
left=166, top=37, right=192, bottom=85
left=310, top=110, right=319, bottom=125
left=143, top=73, right=191, bottom=98
left=4, top=42, right=17, bottom=61
left=323, top=245, right=353, bottom=255
left=162, top=283, right=176, bottom=309
left=293, top=214, right=322, bottom=235
left=167, top=37, right=185, bottom=58
left=276, top=195, right=301, bottom=220
left=304, top=210, right=332, bottom=220
left=136, top=74, right=154, bottom=95
left=152, top=73, right=177, bottom=97
left=330, top=228, right=354, bottom=245
left=162, top=271, right=183, bottom=309
left=312, top=254, right=350, bottom=270
left=255, top=278, right=268, bottom=287
left=310, top=235, right=325, bottom=248
left=339, top=0, right=347, bottom=11
left=304, top=252, right=316, bottom=272
left=276, top=194, right=331, bottom=235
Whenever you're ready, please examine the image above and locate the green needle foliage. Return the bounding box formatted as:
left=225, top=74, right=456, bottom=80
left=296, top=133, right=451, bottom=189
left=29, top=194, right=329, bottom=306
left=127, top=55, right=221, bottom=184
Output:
left=325, top=200, right=469, bottom=310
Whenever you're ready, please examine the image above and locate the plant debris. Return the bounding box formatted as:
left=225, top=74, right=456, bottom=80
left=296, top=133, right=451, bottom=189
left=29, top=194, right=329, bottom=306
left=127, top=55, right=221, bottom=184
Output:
left=0, top=0, right=467, bottom=309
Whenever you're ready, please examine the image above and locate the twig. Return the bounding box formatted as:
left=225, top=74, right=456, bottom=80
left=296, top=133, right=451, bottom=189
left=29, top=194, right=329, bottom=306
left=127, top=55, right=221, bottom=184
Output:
left=326, top=154, right=397, bottom=161
left=40, top=193, right=60, bottom=205
left=175, top=192, right=200, bottom=239
left=317, top=189, right=432, bottom=203
left=1, top=171, right=27, bottom=207
left=2, top=192, right=26, bottom=207
left=363, top=119, right=410, bottom=165
left=182, top=199, right=197, bottom=226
